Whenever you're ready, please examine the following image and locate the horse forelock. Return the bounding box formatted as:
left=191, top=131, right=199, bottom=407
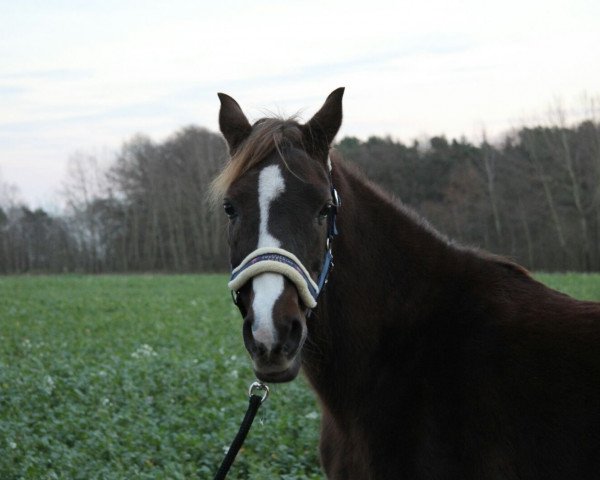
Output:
left=210, top=116, right=303, bottom=203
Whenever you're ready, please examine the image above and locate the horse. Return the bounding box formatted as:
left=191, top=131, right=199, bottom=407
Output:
left=212, top=88, right=600, bottom=479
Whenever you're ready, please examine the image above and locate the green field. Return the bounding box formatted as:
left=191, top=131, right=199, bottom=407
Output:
left=1, top=273, right=599, bottom=479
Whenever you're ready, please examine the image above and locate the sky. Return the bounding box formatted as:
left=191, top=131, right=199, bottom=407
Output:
left=1, top=0, right=599, bottom=208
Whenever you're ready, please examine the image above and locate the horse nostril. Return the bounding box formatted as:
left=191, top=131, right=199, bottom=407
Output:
left=291, top=317, right=302, bottom=340
left=255, top=342, right=268, bottom=357
left=243, top=317, right=252, bottom=337
left=243, top=317, right=256, bottom=354
left=282, top=318, right=303, bottom=356
left=243, top=316, right=271, bottom=358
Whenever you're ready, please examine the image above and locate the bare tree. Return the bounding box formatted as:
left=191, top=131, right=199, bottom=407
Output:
left=62, top=152, right=108, bottom=271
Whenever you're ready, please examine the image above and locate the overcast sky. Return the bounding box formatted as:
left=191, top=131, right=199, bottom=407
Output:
left=1, top=0, right=599, bottom=208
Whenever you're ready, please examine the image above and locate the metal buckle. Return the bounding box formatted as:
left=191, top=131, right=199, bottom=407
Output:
left=332, top=188, right=341, bottom=207
left=248, top=381, right=270, bottom=403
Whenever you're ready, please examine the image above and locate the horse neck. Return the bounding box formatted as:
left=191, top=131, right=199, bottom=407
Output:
left=329, top=159, right=458, bottom=323
left=304, top=159, right=460, bottom=409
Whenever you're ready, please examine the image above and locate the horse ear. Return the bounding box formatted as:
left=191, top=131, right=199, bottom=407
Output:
left=302, top=87, right=345, bottom=158
left=218, top=93, right=252, bottom=154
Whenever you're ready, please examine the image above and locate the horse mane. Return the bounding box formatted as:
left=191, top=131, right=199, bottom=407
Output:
left=210, top=116, right=303, bottom=203
left=334, top=152, right=532, bottom=279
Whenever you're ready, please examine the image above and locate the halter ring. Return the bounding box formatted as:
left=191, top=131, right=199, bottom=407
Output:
left=248, top=381, right=270, bottom=403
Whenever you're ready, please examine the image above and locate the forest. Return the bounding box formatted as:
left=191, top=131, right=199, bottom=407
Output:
left=1, top=115, right=599, bottom=273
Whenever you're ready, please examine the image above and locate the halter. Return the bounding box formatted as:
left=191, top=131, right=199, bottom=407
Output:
left=228, top=159, right=340, bottom=310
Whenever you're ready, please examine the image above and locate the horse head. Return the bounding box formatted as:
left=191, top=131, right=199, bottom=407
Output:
left=214, top=88, right=344, bottom=382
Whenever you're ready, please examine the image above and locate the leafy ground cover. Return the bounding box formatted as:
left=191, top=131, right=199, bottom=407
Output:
left=534, top=272, right=600, bottom=301
left=0, top=275, right=321, bottom=479
left=0, top=273, right=598, bottom=479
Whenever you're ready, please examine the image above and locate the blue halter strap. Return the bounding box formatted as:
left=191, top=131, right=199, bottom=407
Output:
left=316, top=182, right=340, bottom=295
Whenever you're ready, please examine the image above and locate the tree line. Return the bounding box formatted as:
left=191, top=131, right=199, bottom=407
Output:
left=1, top=117, right=599, bottom=274
left=338, top=119, right=600, bottom=271
left=0, top=127, right=229, bottom=273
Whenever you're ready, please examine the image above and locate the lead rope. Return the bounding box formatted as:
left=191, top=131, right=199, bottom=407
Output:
left=213, top=382, right=270, bottom=480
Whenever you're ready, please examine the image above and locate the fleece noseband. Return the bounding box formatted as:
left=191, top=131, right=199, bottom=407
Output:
left=229, top=247, right=319, bottom=308
left=228, top=162, right=340, bottom=310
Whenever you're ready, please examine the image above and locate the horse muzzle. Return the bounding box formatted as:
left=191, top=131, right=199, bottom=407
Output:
left=228, top=247, right=323, bottom=382
left=238, top=274, right=307, bottom=383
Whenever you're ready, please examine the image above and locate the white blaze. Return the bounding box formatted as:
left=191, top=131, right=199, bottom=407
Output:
left=251, top=165, right=285, bottom=347
left=252, top=273, right=284, bottom=346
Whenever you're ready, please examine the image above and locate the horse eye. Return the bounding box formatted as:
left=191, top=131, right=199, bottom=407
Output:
left=223, top=202, right=237, bottom=219
left=318, top=203, right=332, bottom=218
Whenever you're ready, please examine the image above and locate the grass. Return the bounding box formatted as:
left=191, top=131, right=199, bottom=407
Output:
left=0, top=275, right=321, bottom=479
left=533, top=272, right=600, bottom=301
left=0, top=273, right=598, bottom=479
